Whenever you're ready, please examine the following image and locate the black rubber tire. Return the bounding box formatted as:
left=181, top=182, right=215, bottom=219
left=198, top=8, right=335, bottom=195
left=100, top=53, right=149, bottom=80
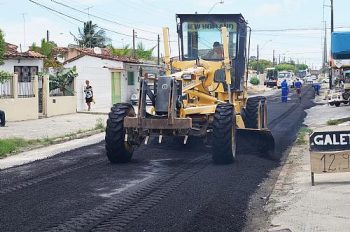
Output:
left=329, top=102, right=335, bottom=106
left=343, top=91, right=350, bottom=100
left=242, top=96, right=266, bottom=129
left=335, top=102, right=341, bottom=107
left=212, top=104, right=236, bottom=164
left=105, top=103, right=135, bottom=163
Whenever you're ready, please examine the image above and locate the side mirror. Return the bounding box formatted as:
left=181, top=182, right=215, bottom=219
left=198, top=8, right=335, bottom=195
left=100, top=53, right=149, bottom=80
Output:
left=214, top=69, right=226, bottom=83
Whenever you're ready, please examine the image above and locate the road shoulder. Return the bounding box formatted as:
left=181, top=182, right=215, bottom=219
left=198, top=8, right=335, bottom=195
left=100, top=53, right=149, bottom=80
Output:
left=0, top=133, right=104, bottom=170
left=266, top=89, right=350, bottom=232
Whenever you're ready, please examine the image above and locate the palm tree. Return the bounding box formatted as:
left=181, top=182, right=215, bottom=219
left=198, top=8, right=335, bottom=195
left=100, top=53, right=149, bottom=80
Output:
left=74, top=21, right=110, bottom=48
left=135, top=42, right=156, bottom=60
left=110, top=44, right=131, bottom=57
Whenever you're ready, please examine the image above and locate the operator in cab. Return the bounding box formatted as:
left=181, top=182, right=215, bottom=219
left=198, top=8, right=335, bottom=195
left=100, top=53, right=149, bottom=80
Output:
left=204, top=41, right=224, bottom=60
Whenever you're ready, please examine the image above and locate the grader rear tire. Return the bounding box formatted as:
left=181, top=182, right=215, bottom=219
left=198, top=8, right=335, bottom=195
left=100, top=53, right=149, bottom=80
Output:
left=105, top=103, right=135, bottom=163
left=212, top=104, right=236, bottom=164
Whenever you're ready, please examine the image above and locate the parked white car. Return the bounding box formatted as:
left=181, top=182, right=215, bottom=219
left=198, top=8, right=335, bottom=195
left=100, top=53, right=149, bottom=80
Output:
left=327, top=89, right=348, bottom=107
left=277, top=71, right=294, bottom=88
left=305, top=75, right=317, bottom=84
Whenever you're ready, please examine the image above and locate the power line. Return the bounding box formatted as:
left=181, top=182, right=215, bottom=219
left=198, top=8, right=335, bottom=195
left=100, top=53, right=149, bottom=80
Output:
left=50, top=0, right=158, bottom=35
left=253, top=25, right=350, bottom=32
left=29, top=0, right=160, bottom=42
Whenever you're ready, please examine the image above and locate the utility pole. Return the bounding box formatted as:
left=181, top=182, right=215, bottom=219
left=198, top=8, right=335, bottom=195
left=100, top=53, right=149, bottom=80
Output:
left=46, top=30, right=50, bottom=42
left=22, top=13, right=26, bottom=47
left=330, top=0, right=334, bottom=33
left=329, top=0, right=334, bottom=89
left=256, top=44, right=259, bottom=74
left=132, top=29, right=136, bottom=59
left=157, top=34, right=160, bottom=65
left=278, top=54, right=280, bottom=64
left=322, top=21, right=327, bottom=72
left=273, top=49, right=275, bottom=66
left=84, top=6, right=93, bottom=20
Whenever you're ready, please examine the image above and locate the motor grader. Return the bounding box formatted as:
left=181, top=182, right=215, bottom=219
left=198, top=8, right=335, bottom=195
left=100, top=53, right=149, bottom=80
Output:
left=105, top=14, right=275, bottom=164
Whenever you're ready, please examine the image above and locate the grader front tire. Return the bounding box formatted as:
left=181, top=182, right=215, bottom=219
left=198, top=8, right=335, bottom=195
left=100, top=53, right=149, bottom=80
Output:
left=242, top=96, right=266, bottom=129
left=212, top=104, right=236, bottom=164
left=105, top=103, right=135, bottom=163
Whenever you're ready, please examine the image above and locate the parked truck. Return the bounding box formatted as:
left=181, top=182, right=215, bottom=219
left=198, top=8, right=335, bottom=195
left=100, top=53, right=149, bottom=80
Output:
left=328, top=32, right=350, bottom=107
left=264, top=67, right=278, bottom=87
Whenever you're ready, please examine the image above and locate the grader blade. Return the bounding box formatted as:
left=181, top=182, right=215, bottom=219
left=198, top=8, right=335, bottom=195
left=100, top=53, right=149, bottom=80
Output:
left=236, top=128, right=275, bottom=159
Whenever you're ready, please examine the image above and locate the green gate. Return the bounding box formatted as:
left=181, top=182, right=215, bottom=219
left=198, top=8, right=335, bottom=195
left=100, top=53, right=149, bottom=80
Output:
left=111, top=72, right=121, bottom=104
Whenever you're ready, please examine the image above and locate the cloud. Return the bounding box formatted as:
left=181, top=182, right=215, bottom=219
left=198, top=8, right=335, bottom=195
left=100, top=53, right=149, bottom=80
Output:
left=253, top=3, right=282, bottom=17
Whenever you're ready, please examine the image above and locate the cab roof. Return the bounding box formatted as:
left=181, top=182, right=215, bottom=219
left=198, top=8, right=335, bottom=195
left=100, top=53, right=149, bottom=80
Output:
left=176, top=14, right=247, bottom=24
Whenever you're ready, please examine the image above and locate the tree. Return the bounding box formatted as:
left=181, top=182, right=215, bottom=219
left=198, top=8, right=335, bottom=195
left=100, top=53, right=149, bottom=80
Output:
left=135, top=42, right=156, bottom=60
left=49, top=67, right=78, bottom=96
left=0, top=29, right=6, bottom=65
left=109, top=42, right=156, bottom=60
left=74, top=21, right=110, bottom=48
left=295, top=63, right=308, bottom=71
left=249, top=59, right=272, bottom=73
left=0, top=71, right=11, bottom=84
left=30, top=39, right=61, bottom=69
left=109, top=44, right=131, bottom=57
left=275, top=63, right=295, bottom=72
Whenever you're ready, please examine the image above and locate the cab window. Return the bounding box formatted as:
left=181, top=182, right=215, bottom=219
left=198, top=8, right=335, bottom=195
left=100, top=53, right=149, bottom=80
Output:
left=182, top=21, right=237, bottom=60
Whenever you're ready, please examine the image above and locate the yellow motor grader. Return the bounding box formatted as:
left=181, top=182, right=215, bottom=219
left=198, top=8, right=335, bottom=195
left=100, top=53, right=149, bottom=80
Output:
left=105, top=14, right=275, bottom=164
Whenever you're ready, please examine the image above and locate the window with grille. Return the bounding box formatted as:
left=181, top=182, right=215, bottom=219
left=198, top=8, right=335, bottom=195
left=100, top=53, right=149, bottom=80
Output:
left=127, top=71, right=135, bottom=85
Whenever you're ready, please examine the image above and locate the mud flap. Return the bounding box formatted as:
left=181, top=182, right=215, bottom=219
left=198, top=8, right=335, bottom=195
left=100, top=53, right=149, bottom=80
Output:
left=236, top=128, right=276, bottom=160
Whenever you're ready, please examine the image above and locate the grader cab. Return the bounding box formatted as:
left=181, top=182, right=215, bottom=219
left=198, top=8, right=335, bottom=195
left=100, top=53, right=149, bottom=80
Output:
left=105, top=14, right=275, bottom=164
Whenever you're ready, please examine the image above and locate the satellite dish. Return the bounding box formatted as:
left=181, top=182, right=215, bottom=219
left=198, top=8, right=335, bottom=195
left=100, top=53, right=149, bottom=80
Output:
left=93, top=47, right=102, bottom=54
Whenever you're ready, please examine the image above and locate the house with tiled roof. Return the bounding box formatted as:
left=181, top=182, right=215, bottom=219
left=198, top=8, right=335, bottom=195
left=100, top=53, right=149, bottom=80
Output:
left=1, top=43, right=45, bottom=82
left=61, top=47, right=160, bottom=112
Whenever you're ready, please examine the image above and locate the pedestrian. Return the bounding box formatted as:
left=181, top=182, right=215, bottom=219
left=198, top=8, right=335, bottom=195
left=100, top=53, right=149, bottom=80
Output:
left=281, top=79, right=289, bottom=103
left=0, top=109, right=5, bottom=127
left=313, top=82, right=321, bottom=96
left=84, top=80, right=93, bottom=111
left=294, top=78, right=302, bottom=101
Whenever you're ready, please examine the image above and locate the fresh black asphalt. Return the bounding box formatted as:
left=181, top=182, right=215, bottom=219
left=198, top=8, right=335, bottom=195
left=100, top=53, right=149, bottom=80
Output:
left=0, top=86, right=315, bottom=232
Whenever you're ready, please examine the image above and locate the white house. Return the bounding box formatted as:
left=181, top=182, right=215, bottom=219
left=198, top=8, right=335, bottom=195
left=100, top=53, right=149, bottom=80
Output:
left=62, top=48, right=144, bottom=112
left=0, top=43, right=77, bottom=121
left=1, top=43, right=44, bottom=78
left=0, top=43, right=46, bottom=116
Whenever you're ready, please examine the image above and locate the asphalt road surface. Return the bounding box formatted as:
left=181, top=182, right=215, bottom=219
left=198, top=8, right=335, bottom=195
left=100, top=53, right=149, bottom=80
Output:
left=0, top=86, right=315, bottom=232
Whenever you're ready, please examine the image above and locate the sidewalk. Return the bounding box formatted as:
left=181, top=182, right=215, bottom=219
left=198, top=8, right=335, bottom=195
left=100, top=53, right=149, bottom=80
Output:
left=267, top=85, right=350, bottom=232
left=0, top=112, right=109, bottom=169
left=0, top=112, right=108, bottom=140
left=247, top=83, right=278, bottom=97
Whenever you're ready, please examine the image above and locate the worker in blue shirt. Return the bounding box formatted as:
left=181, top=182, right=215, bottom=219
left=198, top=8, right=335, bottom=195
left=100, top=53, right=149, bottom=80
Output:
left=313, top=82, right=321, bottom=96
left=281, top=79, right=289, bottom=103
left=294, top=78, right=302, bottom=101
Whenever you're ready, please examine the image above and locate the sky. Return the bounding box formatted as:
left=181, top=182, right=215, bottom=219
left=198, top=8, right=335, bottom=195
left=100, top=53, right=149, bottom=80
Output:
left=0, top=0, right=349, bottom=69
